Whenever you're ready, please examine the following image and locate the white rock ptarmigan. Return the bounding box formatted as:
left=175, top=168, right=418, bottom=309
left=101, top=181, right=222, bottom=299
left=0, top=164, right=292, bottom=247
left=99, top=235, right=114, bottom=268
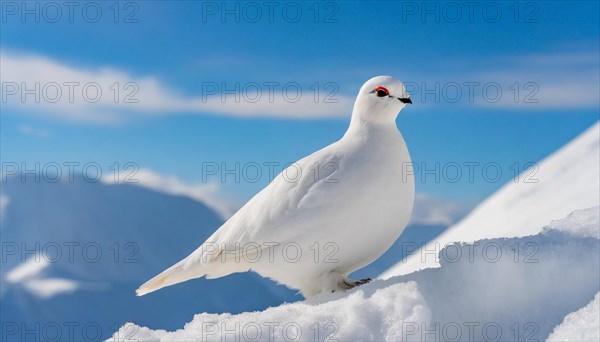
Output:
left=137, top=75, right=414, bottom=298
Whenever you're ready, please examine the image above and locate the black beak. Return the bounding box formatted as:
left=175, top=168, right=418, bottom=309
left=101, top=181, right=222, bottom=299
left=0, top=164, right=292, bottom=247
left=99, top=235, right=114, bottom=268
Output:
left=399, top=97, right=412, bottom=104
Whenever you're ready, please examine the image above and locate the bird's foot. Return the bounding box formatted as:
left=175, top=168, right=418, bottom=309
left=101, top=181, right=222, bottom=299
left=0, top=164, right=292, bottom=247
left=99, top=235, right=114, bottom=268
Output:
left=341, top=278, right=372, bottom=290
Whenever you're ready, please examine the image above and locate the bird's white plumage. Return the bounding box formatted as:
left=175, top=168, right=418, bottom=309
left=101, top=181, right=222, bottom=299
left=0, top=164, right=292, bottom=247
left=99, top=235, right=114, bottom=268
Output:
left=137, top=76, right=415, bottom=298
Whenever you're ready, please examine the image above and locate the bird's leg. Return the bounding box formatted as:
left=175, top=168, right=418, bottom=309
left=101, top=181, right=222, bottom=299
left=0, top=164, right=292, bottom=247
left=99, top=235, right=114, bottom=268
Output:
left=341, top=278, right=372, bottom=290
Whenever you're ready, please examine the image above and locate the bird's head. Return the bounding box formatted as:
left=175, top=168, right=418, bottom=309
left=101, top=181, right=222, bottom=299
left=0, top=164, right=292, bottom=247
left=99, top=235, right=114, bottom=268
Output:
left=351, top=75, right=412, bottom=125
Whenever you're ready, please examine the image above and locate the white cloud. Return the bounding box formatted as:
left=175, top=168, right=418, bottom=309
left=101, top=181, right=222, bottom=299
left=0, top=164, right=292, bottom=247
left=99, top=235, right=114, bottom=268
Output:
left=21, top=278, right=80, bottom=299
left=410, top=193, right=470, bottom=226
left=18, top=124, right=53, bottom=138
left=101, top=168, right=237, bottom=219
left=5, top=255, right=50, bottom=283
left=0, top=50, right=354, bottom=123
left=5, top=254, right=80, bottom=299
left=472, top=51, right=599, bottom=110
left=0, top=194, right=8, bottom=222
left=4, top=49, right=592, bottom=124
left=402, top=51, right=599, bottom=111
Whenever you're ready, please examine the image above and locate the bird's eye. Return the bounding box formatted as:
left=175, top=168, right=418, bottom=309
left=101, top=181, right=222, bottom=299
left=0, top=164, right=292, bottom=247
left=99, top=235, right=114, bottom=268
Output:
left=373, top=86, right=389, bottom=97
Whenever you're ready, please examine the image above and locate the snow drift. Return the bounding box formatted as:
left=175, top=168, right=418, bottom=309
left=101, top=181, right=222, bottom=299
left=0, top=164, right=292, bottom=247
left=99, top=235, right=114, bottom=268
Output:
left=382, top=121, right=600, bottom=278
left=548, top=292, right=600, bottom=341
left=111, top=207, right=600, bottom=341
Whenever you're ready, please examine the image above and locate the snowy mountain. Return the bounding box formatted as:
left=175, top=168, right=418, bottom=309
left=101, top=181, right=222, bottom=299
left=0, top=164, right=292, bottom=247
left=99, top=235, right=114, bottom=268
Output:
left=0, top=176, right=451, bottom=341
left=382, top=121, right=600, bottom=278
left=0, top=177, right=299, bottom=341
left=112, top=207, right=600, bottom=341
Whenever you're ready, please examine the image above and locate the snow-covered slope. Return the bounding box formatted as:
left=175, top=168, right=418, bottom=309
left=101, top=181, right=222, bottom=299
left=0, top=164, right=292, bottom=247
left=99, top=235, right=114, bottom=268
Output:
left=112, top=207, right=600, bottom=341
left=548, top=292, right=600, bottom=341
left=382, top=121, right=600, bottom=278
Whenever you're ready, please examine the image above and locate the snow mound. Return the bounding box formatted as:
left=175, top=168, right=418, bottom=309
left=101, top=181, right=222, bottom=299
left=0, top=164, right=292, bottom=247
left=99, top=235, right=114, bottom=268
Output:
left=547, top=292, right=600, bottom=342
left=383, top=122, right=600, bottom=278
left=112, top=207, right=599, bottom=341
left=545, top=206, right=600, bottom=239
left=113, top=281, right=429, bottom=341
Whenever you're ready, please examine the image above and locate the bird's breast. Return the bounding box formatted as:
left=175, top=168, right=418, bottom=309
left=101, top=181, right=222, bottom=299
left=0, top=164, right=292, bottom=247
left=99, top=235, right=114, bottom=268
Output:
left=334, top=134, right=415, bottom=222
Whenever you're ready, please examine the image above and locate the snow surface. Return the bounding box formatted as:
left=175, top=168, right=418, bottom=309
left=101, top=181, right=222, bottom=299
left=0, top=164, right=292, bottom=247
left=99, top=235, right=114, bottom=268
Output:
left=545, top=207, right=600, bottom=240
left=382, top=122, right=600, bottom=278
left=112, top=207, right=600, bottom=341
left=116, top=282, right=430, bottom=342
left=547, top=292, right=600, bottom=342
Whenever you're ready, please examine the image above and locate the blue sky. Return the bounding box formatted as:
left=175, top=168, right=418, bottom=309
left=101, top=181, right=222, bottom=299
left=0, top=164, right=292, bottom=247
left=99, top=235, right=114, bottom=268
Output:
left=1, top=0, right=599, bottom=218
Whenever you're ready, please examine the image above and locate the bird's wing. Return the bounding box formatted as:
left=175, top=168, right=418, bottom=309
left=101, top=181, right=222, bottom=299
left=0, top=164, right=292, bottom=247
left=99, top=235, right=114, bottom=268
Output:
left=136, top=143, right=350, bottom=295
left=186, top=142, right=349, bottom=267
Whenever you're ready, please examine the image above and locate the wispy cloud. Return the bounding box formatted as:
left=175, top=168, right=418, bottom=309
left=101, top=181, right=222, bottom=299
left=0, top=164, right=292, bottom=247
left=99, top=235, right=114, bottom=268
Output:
left=5, top=255, right=50, bottom=283
left=18, top=124, right=53, bottom=138
left=3, top=48, right=594, bottom=124
left=0, top=194, right=8, bottom=222
left=472, top=51, right=599, bottom=110
left=101, top=168, right=237, bottom=219
left=403, top=51, right=599, bottom=111
left=5, top=255, right=80, bottom=299
left=0, top=50, right=354, bottom=123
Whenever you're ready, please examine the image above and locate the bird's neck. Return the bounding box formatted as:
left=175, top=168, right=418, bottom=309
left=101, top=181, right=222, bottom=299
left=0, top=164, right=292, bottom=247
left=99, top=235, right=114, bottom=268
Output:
left=344, top=115, right=401, bottom=142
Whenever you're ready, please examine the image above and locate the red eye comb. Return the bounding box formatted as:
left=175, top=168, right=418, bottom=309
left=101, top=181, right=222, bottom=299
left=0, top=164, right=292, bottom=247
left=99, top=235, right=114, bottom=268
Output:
left=374, top=86, right=389, bottom=94
left=373, top=86, right=390, bottom=97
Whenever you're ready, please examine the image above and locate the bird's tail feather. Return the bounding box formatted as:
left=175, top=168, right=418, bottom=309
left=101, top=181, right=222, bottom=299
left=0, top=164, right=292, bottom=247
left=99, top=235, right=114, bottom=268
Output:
left=136, top=245, right=254, bottom=296
left=136, top=258, right=204, bottom=296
